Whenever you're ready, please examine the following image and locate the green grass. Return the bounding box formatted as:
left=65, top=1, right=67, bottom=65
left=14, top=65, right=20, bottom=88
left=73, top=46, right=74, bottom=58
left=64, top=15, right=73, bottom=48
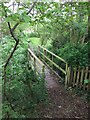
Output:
left=29, top=37, right=41, bottom=46
left=28, top=37, right=52, bottom=48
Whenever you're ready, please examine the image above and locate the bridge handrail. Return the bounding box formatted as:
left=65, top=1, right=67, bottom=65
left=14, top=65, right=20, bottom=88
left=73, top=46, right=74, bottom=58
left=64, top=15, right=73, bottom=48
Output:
left=38, top=46, right=68, bottom=85
left=28, top=48, right=45, bottom=74
left=38, top=45, right=67, bottom=64
left=28, top=48, right=44, bottom=66
left=39, top=51, right=66, bottom=75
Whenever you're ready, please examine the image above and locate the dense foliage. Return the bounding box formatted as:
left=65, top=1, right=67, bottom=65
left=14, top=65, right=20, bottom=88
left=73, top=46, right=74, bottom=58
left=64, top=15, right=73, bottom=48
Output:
left=2, top=36, right=47, bottom=118
left=50, top=43, right=89, bottom=67
left=1, top=1, right=90, bottom=119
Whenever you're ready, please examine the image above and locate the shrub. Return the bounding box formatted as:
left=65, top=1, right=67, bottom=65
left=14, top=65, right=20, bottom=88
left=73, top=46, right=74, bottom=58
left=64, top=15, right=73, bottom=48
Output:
left=59, top=43, right=89, bottom=67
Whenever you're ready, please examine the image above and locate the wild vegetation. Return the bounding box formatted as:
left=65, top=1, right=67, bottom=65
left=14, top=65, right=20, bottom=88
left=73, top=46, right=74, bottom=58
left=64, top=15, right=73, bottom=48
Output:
left=0, top=1, right=90, bottom=119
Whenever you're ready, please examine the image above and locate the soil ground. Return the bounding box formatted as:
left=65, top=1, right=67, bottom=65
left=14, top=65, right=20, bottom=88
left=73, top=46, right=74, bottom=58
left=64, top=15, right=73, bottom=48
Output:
left=37, top=66, right=89, bottom=119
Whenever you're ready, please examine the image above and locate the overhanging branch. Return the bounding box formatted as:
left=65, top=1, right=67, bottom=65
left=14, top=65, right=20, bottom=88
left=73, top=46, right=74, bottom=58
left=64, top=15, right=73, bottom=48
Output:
left=11, top=2, right=36, bottom=32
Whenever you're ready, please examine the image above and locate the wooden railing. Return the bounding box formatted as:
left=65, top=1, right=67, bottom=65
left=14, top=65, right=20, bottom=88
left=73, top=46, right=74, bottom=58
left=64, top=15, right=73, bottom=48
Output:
left=67, top=66, right=90, bottom=90
left=28, top=48, right=45, bottom=75
left=38, top=46, right=90, bottom=90
left=38, top=45, right=68, bottom=87
left=28, top=46, right=90, bottom=90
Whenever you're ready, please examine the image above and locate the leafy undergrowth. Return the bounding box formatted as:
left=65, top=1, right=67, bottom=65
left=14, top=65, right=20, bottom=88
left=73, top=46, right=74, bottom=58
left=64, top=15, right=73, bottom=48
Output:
left=2, top=37, right=48, bottom=118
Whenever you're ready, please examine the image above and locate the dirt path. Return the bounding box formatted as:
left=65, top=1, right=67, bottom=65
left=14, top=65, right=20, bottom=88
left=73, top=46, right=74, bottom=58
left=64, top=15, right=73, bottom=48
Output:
left=37, top=65, right=88, bottom=119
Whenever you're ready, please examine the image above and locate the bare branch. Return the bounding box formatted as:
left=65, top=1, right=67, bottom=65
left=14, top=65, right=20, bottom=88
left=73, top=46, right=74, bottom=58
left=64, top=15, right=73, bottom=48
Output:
left=7, top=22, right=19, bottom=42
left=4, top=40, right=19, bottom=69
left=27, top=2, right=36, bottom=15
left=11, top=22, right=19, bottom=34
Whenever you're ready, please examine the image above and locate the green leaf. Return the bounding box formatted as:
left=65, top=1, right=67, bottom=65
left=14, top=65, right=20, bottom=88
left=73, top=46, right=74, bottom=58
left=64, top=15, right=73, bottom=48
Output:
left=20, top=13, right=30, bottom=23
left=5, top=17, right=12, bottom=22
left=84, top=79, right=90, bottom=84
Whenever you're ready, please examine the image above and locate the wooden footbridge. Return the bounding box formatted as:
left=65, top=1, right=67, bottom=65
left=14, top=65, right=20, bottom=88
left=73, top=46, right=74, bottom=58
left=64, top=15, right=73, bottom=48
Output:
left=28, top=45, right=90, bottom=90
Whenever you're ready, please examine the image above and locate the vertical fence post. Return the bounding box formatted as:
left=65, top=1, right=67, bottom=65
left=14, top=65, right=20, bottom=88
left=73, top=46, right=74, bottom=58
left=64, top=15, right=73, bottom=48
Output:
left=42, top=65, right=45, bottom=78
left=67, top=67, right=70, bottom=86
left=44, top=49, right=46, bottom=61
left=69, top=66, right=73, bottom=86
left=83, top=67, right=88, bottom=90
left=80, top=67, right=84, bottom=88
left=76, top=66, right=80, bottom=88
left=65, top=63, right=68, bottom=88
left=42, top=48, right=44, bottom=60
left=73, top=67, right=76, bottom=87
left=52, top=55, right=54, bottom=69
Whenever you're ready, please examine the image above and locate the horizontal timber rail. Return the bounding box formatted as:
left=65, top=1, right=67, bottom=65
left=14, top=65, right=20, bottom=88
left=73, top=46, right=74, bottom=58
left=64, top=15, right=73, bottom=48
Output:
left=38, top=45, right=68, bottom=86
left=28, top=48, right=45, bottom=75
left=39, top=46, right=67, bottom=63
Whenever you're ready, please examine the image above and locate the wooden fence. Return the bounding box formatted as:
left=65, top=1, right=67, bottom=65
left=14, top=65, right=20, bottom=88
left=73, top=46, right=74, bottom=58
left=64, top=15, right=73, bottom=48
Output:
left=38, top=46, right=90, bottom=90
left=67, top=66, right=90, bottom=90
left=28, top=48, right=45, bottom=76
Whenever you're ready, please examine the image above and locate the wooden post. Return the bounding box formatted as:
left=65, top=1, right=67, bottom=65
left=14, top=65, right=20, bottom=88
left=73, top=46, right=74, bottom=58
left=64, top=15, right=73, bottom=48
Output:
left=52, top=55, right=54, bottom=69
left=67, top=67, right=70, bottom=86
left=76, top=67, right=80, bottom=88
left=65, top=63, right=68, bottom=88
left=44, top=49, right=46, bottom=61
left=69, top=66, right=73, bottom=86
left=83, top=67, right=88, bottom=90
left=80, top=67, right=84, bottom=88
left=73, top=67, right=77, bottom=87
left=42, top=65, right=45, bottom=78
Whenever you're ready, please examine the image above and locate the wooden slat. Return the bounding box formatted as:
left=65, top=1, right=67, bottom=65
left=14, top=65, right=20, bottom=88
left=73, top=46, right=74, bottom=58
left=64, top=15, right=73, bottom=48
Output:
left=76, top=67, right=80, bottom=88
left=39, top=51, right=66, bottom=75
left=39, top=45, right=67, bottom=63
left=67, top=67, right=70, bottom=86
left=83, top=67, right=88, bottom=90
left=80, top=67, right=84, bottom=88
left=73, top=67, right=77, bottom=87
left=52, top=54, right=54, bottom=69
left=44, top=49, right=46, bottom=61
left=65, top=63, right=68, bottom=87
